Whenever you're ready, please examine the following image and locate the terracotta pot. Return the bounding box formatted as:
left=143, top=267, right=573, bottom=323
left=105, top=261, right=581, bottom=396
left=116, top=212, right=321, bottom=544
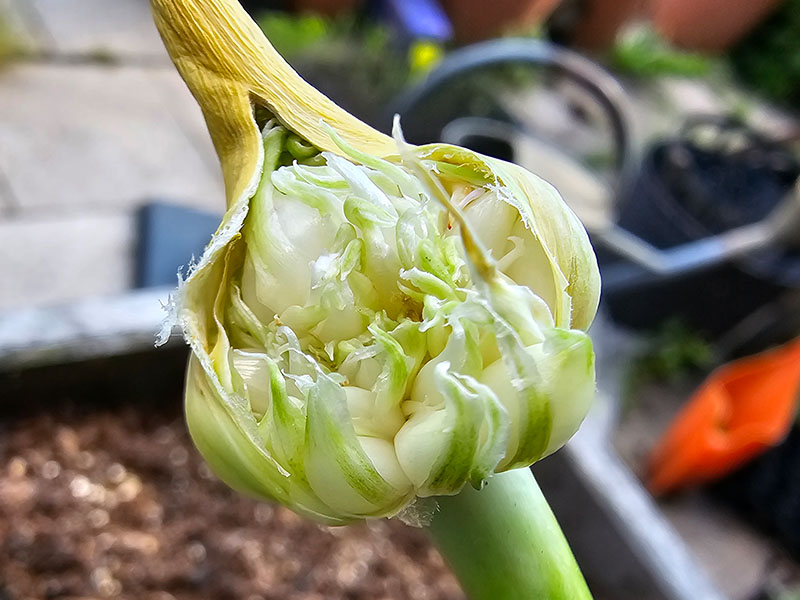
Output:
left=290, top=0, right=363, bottom=16
left=439, top=0, right=564, bottom=43
left=652, top=0, right=782, bottom=52
left=570, top=0, right=649, bottom=50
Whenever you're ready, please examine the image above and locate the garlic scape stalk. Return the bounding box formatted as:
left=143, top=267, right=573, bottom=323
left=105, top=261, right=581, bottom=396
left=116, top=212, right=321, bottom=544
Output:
left=153, top=0, right=599, bottom=597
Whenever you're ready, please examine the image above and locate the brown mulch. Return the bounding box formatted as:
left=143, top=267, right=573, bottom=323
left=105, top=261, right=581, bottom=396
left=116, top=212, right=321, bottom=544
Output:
left=0, top=402, right=464, bottom=600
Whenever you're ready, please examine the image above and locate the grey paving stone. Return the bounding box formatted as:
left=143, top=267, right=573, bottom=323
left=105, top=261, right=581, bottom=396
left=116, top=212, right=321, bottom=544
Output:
left=661, top=494, right=773, bottom=600
left=0, top=62, right=225, bottom=217
left=0, top=285, right=175, bottom=370
left=0, top=212, right=135, bottom=310
left=0, top=167, right=16, bottom=215
left=147, top=68, right=224, bottom=184
left=27, top=0, right=167, bottom=59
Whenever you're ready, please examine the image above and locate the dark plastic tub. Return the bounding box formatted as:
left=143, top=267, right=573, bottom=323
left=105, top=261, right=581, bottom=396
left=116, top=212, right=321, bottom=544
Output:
left=602, top=118, right=800, bottom=337
left=714, top=425, right=800, bottom=557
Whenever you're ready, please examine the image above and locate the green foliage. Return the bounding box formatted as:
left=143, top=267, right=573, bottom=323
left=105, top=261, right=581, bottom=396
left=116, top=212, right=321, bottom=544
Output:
left=610, top=24, right=714, bottom=78
left=256, top=11, right=409, bottom=123
left=769, top=586, right=800, bottom=600
left=258, top=11, right=393, bottom=62
left=0, top=14, right=25, bottom=64
left=258, top=12, right=329, bottom=59
left=257, top=10, right=400, bottom=72
left=730, top=0, right=800, bottom=106
left=625, top=319, right=714, bottom=401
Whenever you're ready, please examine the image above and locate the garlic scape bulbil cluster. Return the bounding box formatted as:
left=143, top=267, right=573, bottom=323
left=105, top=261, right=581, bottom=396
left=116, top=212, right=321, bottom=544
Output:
left=185, top=116, right=598, bottom=523
left=153, top=0, right=598, bottom=597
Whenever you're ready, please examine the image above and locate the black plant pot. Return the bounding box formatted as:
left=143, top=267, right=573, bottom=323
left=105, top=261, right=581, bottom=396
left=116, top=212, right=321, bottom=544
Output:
left=601, top=118, right=800, bottom=337
left=713, top=425, right=800, bottom=557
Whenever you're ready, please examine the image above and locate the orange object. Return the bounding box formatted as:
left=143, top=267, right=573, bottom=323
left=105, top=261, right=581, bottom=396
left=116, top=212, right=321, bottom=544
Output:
left=648, top=338, right=800, bottom=496
left=652, top=0, right=782, bottom=52
left=439, top=0, right=564, bottom=43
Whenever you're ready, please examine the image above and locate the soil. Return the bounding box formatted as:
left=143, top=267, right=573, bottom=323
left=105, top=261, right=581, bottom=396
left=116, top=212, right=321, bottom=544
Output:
left=0, top=400, right=464, bottom=600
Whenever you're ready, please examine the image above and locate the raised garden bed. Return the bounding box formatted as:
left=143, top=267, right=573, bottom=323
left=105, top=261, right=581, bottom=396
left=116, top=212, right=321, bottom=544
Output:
left=0, top=297, right=728, bottom=600
left=0, top=359, right=463, bottom=600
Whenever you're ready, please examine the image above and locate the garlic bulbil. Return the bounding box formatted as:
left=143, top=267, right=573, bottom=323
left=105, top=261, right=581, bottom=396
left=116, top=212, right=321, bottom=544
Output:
left=178, top=116, right=598, bottom=524
left=152, top=0, right=599, bottom=526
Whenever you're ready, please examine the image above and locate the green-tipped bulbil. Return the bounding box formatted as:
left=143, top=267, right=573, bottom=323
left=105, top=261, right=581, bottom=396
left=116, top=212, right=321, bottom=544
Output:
left=153, top=0, right=600, bottom=526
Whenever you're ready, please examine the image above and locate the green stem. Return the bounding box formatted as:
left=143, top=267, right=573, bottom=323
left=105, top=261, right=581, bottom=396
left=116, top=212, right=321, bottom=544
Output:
left=427, top=468, right=593, bottom=599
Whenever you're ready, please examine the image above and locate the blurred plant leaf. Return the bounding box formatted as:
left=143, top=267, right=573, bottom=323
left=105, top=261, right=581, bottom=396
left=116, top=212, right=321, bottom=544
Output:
left=730, top=0, right=800, bottom=107
left=624, top=319, right=714, bottom=404
left=611, top=24, right=715, bottom=79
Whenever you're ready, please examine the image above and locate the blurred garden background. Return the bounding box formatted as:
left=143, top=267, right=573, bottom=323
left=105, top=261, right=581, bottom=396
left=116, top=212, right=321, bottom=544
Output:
left=0, top=1, right=799, bottom=599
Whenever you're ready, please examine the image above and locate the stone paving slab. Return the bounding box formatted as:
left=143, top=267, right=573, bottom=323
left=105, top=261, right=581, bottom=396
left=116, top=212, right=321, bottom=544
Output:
left=0, top=62, right=224, bottom=217
left=0, top=285, right=174, bottom=370
left=0, top=169, right=14, bottom=216
left=0, top=212, right=135, bottom=310
left=148, top=68, right=225, bottom=180
left=28, top=0, right=168, bottom=60
left=661, top=494, right=773, bottom=600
